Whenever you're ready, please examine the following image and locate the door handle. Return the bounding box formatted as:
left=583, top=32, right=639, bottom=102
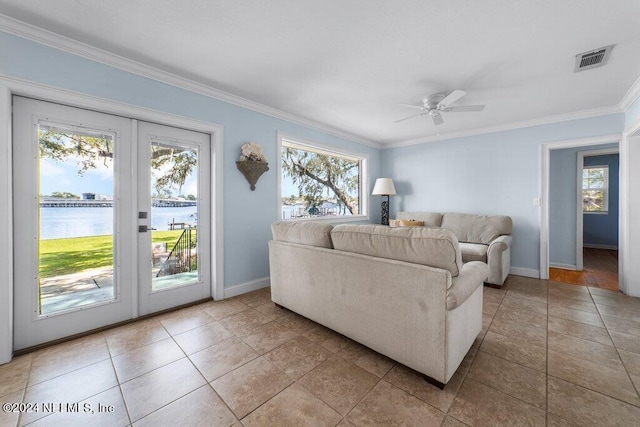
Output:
left=138, top=225, right=157, bottom=232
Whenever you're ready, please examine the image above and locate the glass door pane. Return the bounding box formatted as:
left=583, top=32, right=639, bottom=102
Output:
left=150, top=141, right=199, bottom=291
left=38, top=125, right=116, bottom=314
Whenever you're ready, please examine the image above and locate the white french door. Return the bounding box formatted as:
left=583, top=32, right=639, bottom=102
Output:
left=12, top=97, right=211, bottom=350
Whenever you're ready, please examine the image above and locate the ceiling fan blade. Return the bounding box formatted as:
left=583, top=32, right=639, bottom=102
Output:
left=438, top=90, right=466, bottom=108
left=394, top=112, right=424, bottom=123
left=444, top=105, right=486, bottom=112
left=398, top=103, right=424, bottom=110
left=431, top=111, right=444, bottom=126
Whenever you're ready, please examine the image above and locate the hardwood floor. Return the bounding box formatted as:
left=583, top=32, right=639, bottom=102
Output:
left=549, top=248, right=618, bottom=290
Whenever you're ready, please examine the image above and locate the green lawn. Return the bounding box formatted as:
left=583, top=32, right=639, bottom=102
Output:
left=39, top=230, right=185, bottom=278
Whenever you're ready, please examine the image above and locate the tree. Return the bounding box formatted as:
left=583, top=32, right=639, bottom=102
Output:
left=282, top=147, right=359, bottom=215
left=38, top=130, right=196, bottom=197
left=50, top=191, right=80, bottom=199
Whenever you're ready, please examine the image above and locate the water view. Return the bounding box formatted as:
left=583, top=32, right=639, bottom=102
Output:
left=40, top=206, right=197, bottom=240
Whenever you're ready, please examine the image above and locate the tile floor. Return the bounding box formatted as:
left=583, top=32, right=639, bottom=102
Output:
left=1, top=276, right=640, bottom=426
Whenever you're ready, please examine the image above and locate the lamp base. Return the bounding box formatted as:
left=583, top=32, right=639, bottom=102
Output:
left=380, top=196, right=389, bottom=225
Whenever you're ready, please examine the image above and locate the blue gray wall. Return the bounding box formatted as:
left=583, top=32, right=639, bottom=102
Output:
left=0, top=31, right=381, bottom=289
left=382, top=116, right=625, bottom=274
left=548, top=144, right=618, bottom=267
left=583, top=154, right=619, bottom=248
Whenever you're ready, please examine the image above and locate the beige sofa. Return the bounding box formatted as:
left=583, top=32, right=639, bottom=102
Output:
left=397, top=212, right=513, bottom=287
left=269, top=221, right=488, bottom=387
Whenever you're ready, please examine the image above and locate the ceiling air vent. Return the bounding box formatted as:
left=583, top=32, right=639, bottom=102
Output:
left=574, top=45, right=614, bottom=72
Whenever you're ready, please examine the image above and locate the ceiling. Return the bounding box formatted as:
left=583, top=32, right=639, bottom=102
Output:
left=1, top=0, right=639, bottom=146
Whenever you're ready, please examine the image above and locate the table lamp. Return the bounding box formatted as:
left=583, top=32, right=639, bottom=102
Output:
left=372, top=178, right=396, bottom=225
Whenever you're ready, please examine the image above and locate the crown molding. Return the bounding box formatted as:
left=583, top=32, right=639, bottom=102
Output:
left=620, top=75, right=640, bottom=110
left=0, top=14, right=380, bottom=149
left=384, top=105, right=623, bottom=149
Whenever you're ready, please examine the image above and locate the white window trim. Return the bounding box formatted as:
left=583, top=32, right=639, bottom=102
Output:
left=277, top=132, right=369, bottom=223
left=582, top=164, right=609, bottom=214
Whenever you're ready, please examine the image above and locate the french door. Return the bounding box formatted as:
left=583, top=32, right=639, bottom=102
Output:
left=12, top=97, right=211, bottom=350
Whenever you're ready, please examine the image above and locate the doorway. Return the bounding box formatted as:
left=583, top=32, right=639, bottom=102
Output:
left=12, top=97, right=212, bottom=350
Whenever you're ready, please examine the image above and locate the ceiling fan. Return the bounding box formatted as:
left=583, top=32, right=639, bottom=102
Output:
left=395, top=90, right=485, bottom=126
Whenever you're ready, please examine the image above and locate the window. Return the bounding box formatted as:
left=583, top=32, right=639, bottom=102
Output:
left=582, top=165, right=608, bottom=213
left=278, top=134, right=368, bottom=221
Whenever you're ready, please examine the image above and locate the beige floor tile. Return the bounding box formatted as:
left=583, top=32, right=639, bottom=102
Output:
left=468, top=351, right=546, bottom=409
left=549, top=295, right=598, bottom=313
left=30, top=386, right=129, bottom=427
left=200, top=299, right=250, bottom=321
left=0, top=390, right=23, bottom=427
left=483, top=288, right=505, bottom=305
left=383, top=349, right=475, bottom=413
left=335, top=341, right=395, bottom=378
left=253, top=302, right=287, bottom=320
left=631, top=374, right=640, bottom=390
left=548, top=350, right=640, bottom=406
left=618, top=349, right=640, bottom=376
left=548, top=316, right=612, bottom=346
left=218, top=309, right=272, bottom=337
left=548, top=305, right=604, bottom=328
left=601, top=313, right=640, bottom=336
left=241, top=383, right=341, bottom=427
left=211, top=357, right=292, bottom=419
left=20, top=360, right=118, bottom=425
left=336, top=419, right=356, bottom=427
left=587, top=286, right=621, bottom=296
left=173, top=321, right=234, bottom=355
left=482, top=300, right=500, bottom=316
left=506, top=288, right=547, bottom=305
left=500, top=293, right=547, bottom=315
left=546, top=413, right=581, bottom=426
left=236, top=289, right=273, bottom=308
left=189, top=337, right=258, bottom=381
left=441, top=416, right=469, bottom=427
left=112, top=338, right=185, bottom=383
left=0, top=355, right=31, bottom=397
left=264, top=336, right=333, bottom=379
left=493, top=304, right=547, bottom=329
left=479, top=331, right=546, bottom=372
left=448, top=378, right=545, bottom=426
left=28, top=335, right=110, bottom=386
left=242, top=321, right=298, bottom=354
left=595, top=304, right=640, bottom=323
left=105, top=319, right=170, bottom=356
left=610, top=330, right=640, bottom=354
left=120, top=358, right=206, bottom=422
left=506, top=277, right=548, bottom=293
left=297, top=356, right=378, bottom=416
left=302, top=325, right=351, bottom=353
left=275, top=311, right=317, bottom=334
left=158, top=306, right=214, bottom=336
left=549, top=281, right=590, bottom=293
left=135, top=385, right=236, bottom=427
left=548, top=330, right=623, bottom=371
left=548, top=376, right=640, bottom=426
left=488, top=315, right=547, bottom=348
left=592, top=294, right=640, bottom=310
left=549, top=286, right=593, bottom=302
left=346, top=380, right=445, bottom=426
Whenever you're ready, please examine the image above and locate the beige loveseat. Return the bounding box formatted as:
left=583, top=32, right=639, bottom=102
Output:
left=269, top=221, right=488, bottom=387
left=396, top=212, right=513, bottom=287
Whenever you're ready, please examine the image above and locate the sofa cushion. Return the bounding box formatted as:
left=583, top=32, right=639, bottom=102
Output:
left=396, top=211, right=443, bottom=227
left=441, top=213, right=513, bottom=244
left=459, top=242, right=488, bottom=263
left=271, top=221, right=334, bottom=248
left=331, top=224, right=463, bottom=277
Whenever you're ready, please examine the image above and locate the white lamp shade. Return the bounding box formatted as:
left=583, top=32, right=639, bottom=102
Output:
left=372, top=178, right=397, bottom=196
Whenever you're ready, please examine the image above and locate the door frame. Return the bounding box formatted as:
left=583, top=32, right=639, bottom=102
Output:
left=0, top=75, right=224, bottom=364
left=539, top=134, right=621, bottom=281
left=575, top=148, right=619, bottom=271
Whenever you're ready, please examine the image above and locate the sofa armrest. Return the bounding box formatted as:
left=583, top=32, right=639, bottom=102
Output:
left=486, top=235, right=512, bottom=286
left=447, top=261, right=488, bottom=310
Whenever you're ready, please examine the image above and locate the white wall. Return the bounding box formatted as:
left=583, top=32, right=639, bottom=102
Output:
left=382, top=114, right=625, bottom=276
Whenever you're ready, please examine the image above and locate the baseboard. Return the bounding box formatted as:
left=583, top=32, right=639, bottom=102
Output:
left=223, top=276, right=270, bottom=299
left=583, top=244, right=618, bottom=250
left=549, top=263, right=577, bottom=271
left=509, top=267, right=540, bottom=278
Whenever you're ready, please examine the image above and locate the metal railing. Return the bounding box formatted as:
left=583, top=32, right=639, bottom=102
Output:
left=156, top=228, right=196, bottom=277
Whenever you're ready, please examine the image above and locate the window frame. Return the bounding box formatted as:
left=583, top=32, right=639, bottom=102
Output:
left=277, top=132, right=369, bottom=223
left=582, top=164, right=609, bottom=214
